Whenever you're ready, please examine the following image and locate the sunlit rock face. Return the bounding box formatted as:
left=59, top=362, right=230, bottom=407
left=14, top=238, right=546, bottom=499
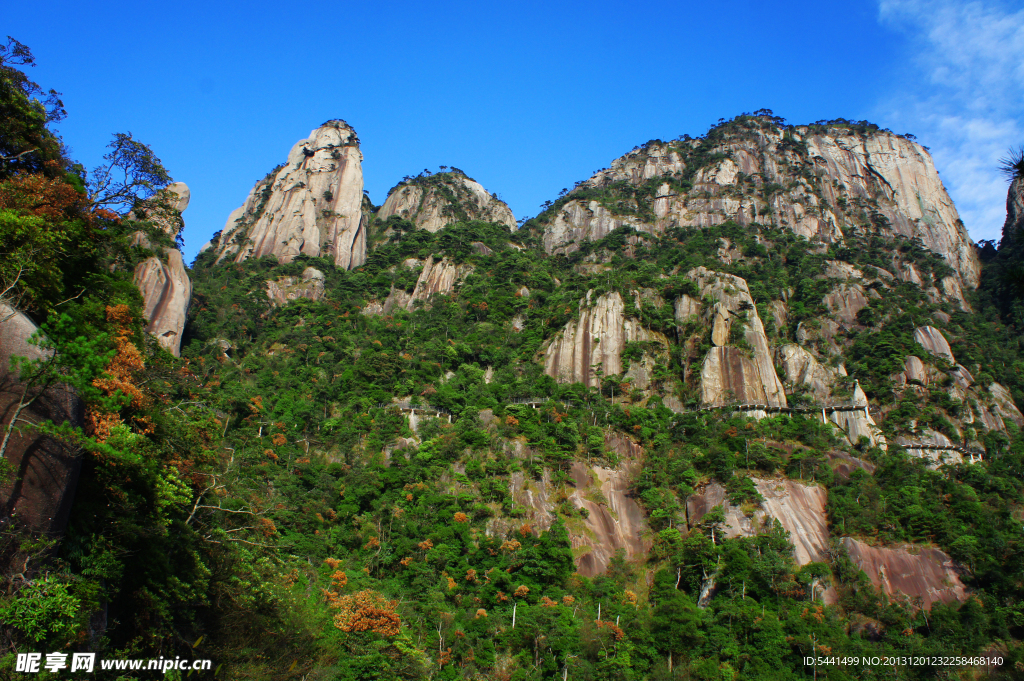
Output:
left=130, top=182, right=192, bottom=356
left=567, top=459, right=650, bottom=577
left=685, top=267, right=786, bottom=408
left=378, top=172, right=515, bottom=232
left=361, top=256, right=475, bottom=316
left=542, top=121, right=980, bottom=295
left=266, top=267, right=326, bottom=306
left=543, top=291, right=667, bottom=389
left=212, top=120, right=366, bottom=270
left=685, top=478, right=829, bottom=567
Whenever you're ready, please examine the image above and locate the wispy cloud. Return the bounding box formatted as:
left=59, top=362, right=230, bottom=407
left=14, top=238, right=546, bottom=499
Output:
left=876, top=0, right=1024, bottom=243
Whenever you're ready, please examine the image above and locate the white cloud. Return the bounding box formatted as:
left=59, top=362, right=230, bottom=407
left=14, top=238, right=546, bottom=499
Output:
left=876, top=0, right=1024, bottom=243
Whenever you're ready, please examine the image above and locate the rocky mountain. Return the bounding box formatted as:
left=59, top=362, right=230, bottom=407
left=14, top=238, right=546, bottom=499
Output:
left=205, top=120, right=367, bottom=269
left=541, top=118, right=979, bottom=306
left=377, top=170, right=516, bottom=232
left=11, top=100, right=1024, bottom=679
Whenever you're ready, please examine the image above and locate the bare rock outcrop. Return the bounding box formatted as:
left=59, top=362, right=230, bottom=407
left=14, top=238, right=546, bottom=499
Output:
left=913, top=326, right=954, bottom=363
left=685, top=477, right=829, bottom=566
left=541, top=121, right=980, bottom=293
left=823, top=284, right=869, bottom=326
left=266, top=267, right=326, bottom=306
left=687, top=267, right=786, bottom=407
left=377, top=172, right=516, bottom=232
left=543, top=291, right=666, bottom=388
left=364, top=257, right=473, bottom=315
left=130, top=182, right=193, bottom=356
left=895, top=430, right=964, bottom=466
left=212, top=121, right=365, bottom=269
left=777, top=344, right=836, bottom=403
left=988, top=382, right=1024, bottom=428
left=568, top=461, right=650, bottom=577
left=829, top=382, right=886, bottom=449
left=842, top=538, right=967, bottom=608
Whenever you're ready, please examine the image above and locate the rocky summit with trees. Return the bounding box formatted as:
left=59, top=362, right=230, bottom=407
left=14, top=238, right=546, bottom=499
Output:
left=4, top=39, right=1024, bottom=680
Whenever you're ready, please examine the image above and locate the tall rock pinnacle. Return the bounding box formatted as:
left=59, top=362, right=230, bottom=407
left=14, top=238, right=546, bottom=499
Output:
left=130, top=182, right=193, bottom=356
left=211, top=120, right=366, bottom=269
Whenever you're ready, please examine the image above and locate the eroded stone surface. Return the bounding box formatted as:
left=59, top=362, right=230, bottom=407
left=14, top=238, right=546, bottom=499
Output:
left=685, top=477, right=829, bottom=566
left=914, top=326, right=955, bottom=363
left=843, top=538, right=967, bottom=608
left=0, top=303, right=83, bottom=539
left=777, top=344, right=836, bottom=403
left=266, top=267, right=326, bottom=306
left=568, top=461, right=651, bottom=577
left=542, top=126, right=980, bottom=293
left=213, top=121, right=366, bottom=269
left=130, top=183, right=193, bottom=357
left=989, top=383, right=1024, bottom=428
left=823, top=284, right=868, bottom=325
left=543, top=291, right=666, bottom=388
left=687, top=268, right=785, bottom=407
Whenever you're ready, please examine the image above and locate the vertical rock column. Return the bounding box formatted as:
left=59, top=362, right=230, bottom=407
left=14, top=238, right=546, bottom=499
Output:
left=131, top=182, right=193, bottom=356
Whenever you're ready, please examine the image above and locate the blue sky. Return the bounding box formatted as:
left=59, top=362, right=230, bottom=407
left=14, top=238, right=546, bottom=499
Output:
left=6, top=0, right=1024, bottom=261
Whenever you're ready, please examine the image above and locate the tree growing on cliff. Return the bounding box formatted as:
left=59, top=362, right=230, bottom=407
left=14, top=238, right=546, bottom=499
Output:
left=87, top=132, right=171, bottom=212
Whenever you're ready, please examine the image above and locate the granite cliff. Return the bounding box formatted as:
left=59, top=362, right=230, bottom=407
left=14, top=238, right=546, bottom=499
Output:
left=208, top=120, right=366, bottom=269
left=130, top=182, right=193, bottom=356
left=377, top=171, right=516, bottom=232
left=541, top=118, right=980, bottom=301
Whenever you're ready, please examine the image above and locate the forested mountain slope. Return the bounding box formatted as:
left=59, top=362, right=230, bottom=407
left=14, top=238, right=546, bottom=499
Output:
left=3, top=47, right=1024, bottom=680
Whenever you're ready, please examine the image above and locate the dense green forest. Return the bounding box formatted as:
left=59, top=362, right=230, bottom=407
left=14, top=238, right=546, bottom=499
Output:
left=4, top=40, right=1024, bottom=680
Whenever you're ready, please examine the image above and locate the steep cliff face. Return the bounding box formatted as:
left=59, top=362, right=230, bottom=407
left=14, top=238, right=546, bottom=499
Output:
left=130, top=183, right=193, bottom=356
left=377, top=172, right=516, bottom=232
left=1002, top=175, right=1024, bottom=248
left=211, top=121, right=365, bottom=269
left=540, top=119, right=980, bottom=293
left=686, top=478, right=829, bottom=567
left=687, top=267, right=786, bottom=407
left=890, top=326, right=1020, bottom=458
left=842, top=538, right=966, bottom=608
left=567, top=461, right=650, bottom=577
left=543, top=291, right=667, bottom=388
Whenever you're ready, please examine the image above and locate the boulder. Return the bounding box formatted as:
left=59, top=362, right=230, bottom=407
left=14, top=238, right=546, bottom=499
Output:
left=903, top=356, right=929, bottom=385
left=0, top=303, right=83, bottom=539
